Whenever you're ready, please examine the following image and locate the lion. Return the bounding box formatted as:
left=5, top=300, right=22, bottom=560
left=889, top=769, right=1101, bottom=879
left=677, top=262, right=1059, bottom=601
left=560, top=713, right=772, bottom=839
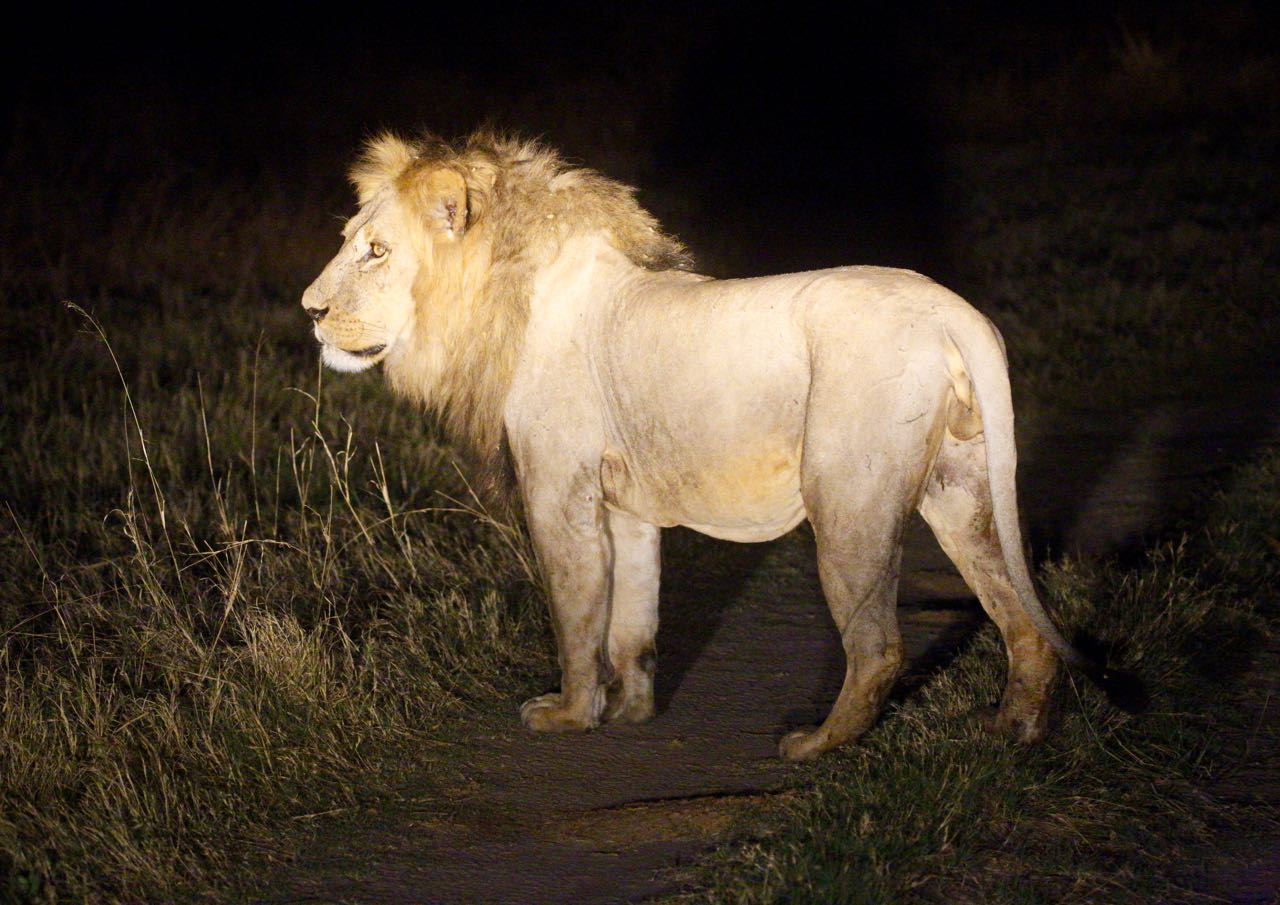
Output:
left=302, top=131, right=1140, bottom=761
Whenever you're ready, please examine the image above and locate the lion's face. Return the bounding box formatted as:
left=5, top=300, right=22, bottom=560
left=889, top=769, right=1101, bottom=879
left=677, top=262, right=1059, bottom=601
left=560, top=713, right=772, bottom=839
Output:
left=302, top=190, right=420, bottom=373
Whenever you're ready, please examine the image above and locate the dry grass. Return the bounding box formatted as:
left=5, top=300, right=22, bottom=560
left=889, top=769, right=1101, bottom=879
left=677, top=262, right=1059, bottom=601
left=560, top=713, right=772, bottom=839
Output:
left=0, top=309, right=553, bottom=899
left=0, top=141, right=555, bottom=899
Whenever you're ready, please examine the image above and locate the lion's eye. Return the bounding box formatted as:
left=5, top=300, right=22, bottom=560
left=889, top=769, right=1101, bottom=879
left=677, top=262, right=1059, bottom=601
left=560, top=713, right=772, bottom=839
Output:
left=369, top=241, right=388, bottom=259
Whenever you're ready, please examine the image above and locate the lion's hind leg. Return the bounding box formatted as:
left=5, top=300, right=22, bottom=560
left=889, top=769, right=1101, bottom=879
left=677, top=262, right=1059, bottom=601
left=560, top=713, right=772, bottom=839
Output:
left=781, top=479, right=907, bottom=762
left=780, top=520, right=905, bottom=762
left=602, top=510, right=661, bottom=724
left=919, top=431, right=1058, bottom=744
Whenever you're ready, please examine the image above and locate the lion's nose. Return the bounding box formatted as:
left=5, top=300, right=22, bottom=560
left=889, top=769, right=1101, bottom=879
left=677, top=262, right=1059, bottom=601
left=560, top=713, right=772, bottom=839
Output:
left=301, top=281, right=329, bottom=322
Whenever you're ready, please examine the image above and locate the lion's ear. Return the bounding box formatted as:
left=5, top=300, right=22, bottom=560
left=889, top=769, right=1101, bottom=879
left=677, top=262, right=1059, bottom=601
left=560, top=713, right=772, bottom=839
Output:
left=350, top=133, right=416, bottom=204
left=406, top=168, right=469, bottom=238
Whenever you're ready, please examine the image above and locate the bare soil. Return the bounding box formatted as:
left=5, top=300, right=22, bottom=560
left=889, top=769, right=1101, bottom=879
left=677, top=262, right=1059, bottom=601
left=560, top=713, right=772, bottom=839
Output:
left=251, top=385, right=1280, bottom=904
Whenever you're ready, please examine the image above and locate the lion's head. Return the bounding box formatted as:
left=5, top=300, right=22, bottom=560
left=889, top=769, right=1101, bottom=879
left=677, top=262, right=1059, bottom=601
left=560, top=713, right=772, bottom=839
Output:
left=302, top=131, right=692, bottom=500
left=302, top=138, right=473, bottom=373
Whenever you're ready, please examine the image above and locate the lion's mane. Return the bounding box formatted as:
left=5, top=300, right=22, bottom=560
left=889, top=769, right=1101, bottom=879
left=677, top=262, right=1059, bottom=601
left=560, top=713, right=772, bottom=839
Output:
left=349, top=131, right=692, bottom=505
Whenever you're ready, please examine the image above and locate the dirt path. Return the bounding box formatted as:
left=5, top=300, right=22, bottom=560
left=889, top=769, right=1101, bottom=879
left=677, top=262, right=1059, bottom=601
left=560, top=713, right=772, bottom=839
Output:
left=258, top=522, right=981, bottom=904
left=256, top=388, right=1280, bottom=904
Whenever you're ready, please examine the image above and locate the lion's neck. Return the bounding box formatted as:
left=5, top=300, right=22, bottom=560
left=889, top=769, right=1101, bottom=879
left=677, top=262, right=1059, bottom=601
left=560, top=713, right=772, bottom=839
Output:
left=384, top=231, right=528, bottom=500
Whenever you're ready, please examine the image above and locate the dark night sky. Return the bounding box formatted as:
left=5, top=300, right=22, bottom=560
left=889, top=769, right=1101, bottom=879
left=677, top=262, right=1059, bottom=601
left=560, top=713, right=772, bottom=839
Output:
left=5, top=0, right=1275, bottom=278
left=10, top=2, right=1273, bottom=146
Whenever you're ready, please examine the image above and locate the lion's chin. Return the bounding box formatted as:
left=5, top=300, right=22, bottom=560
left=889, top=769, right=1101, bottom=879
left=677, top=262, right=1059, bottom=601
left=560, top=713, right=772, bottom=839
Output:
left=320, top=342, right=388, bottom=373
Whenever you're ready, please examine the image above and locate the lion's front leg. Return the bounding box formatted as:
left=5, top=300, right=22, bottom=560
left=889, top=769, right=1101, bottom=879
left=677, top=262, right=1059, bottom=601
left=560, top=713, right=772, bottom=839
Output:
left=519, top=472, right=612, bottom=734
left=602, top=510, right=661, bottom=724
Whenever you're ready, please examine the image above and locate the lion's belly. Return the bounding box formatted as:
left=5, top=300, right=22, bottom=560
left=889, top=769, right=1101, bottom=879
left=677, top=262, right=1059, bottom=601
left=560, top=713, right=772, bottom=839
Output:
left=600, top=444, right=807, bottom=543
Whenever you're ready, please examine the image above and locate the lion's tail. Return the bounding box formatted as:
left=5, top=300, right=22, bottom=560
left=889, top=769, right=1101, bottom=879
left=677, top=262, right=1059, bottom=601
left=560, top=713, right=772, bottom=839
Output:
left=945, top=313, right=1148, bottom=714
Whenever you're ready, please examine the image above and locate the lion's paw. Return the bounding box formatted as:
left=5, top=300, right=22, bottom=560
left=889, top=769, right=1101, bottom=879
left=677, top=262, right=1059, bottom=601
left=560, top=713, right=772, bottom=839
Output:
left=974, top=704, right=1048, bottom=745
left=778, top=726, right=830, bottom=762
left=602, top=683, right=656, bottom=725
left=520, top=693, right=596, bottom=733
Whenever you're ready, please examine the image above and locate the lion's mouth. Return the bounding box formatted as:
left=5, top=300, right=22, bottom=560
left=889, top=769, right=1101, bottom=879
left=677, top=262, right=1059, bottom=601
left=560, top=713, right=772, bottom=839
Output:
left=318, top=337, right=387, bottom=358
left=347, top=343, right=387, bottom=358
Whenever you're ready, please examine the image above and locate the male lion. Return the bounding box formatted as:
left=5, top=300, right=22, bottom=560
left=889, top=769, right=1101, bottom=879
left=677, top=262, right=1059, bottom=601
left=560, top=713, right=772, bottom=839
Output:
left=302, top=131, right=1136, bottom=761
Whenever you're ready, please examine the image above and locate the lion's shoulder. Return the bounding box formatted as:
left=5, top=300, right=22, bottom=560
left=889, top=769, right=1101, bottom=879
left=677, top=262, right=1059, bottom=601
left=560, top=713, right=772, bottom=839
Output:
left=353, top=130, right=693, bottom=509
